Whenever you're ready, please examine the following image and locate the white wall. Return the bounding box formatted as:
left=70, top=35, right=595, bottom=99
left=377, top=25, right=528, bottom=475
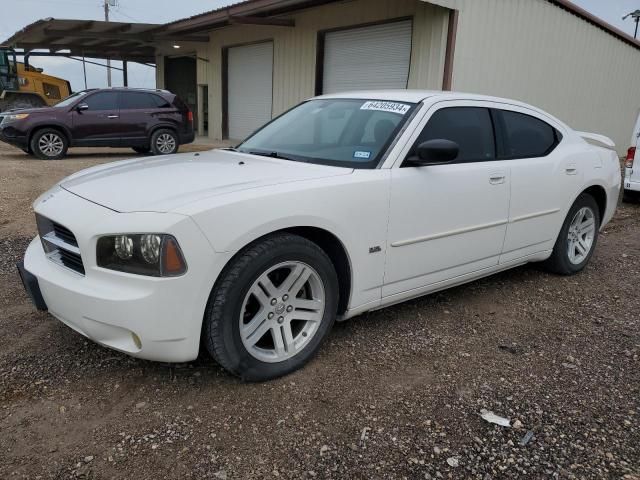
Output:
left=200, top=0, right=449, bottom=140
left=452, top=0, right=640, bottom=154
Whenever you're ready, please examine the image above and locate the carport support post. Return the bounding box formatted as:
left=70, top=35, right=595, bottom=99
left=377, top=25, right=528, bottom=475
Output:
left=123, top=60, right=128, bottom=87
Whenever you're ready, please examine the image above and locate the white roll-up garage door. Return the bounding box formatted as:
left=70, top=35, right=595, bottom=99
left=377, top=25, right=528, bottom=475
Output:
left=322, top=20, right=413, bottom=94
left=227, top=42, right=273, bottom=140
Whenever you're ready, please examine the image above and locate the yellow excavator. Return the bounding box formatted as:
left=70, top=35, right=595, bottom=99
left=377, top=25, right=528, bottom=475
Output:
left=0, top=47, right=72, bottom=111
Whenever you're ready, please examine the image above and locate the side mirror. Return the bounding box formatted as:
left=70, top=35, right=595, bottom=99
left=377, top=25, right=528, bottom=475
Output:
left=76, top=103, right=89, bottom=112
left=406, top=139, right=459, bottom=166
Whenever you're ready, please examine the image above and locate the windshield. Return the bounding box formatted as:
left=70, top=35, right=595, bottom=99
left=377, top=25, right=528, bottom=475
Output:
left=237, top=98, right=416, bottom=168
left=54, top=91, right=88, bottom=108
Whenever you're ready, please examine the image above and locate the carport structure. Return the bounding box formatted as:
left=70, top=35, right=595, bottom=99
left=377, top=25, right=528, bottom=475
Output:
left=2, top=18, right=209, bottom=85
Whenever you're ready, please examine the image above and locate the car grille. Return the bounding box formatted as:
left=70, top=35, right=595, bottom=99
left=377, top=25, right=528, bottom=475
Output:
left=36, top=214, right=85, bottom=275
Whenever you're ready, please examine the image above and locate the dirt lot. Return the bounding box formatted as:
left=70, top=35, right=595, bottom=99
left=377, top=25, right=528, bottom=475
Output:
left=1, top=141, right=639, bottom=479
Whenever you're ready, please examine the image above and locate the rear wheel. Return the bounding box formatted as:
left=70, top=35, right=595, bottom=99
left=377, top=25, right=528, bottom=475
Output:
left=544, top=193, right=600, bottom=275
left=30, top=128, right=68, bottom=160
left=203, top=233, right=339, bottom=381
left=150, top=129, right=178, bottom=155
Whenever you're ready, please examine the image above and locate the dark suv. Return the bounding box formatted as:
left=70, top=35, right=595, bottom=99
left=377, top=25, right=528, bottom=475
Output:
left=0, top=88, right=195, bottom=160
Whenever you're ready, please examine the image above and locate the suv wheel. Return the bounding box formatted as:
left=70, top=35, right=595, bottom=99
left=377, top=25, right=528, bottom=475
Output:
left=150, top=129, right=178, bottom=155
left=203, top=233, right=339, bottom=381
left=30, top=129, right=68, bottom=160
left=544, top=193, right=600, bottom=275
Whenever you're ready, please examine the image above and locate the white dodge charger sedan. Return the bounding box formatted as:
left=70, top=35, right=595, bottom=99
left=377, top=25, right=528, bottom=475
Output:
left=18, top=91, right=621, bottom=381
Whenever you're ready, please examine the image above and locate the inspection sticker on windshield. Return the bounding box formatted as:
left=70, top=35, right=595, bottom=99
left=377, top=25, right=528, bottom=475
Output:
left=360, top=101, right=411, bottom=115
left=354, top=151, right=372, bottom=159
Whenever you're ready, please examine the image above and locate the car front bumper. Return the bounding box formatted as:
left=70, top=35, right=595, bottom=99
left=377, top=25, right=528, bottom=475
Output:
left=21, top=187, right=227, bottom=363
left=0, top=125, right=28, bottom=150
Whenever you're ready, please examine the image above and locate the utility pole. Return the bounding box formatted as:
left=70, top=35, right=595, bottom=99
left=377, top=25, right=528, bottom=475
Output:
left=82, top=55, right=88, bottom=89
left=622, top=10, right=640, bottom=40
left=104, top=0, right=111, bottom=86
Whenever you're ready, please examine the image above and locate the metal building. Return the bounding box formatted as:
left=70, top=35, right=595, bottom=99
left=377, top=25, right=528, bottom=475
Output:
left=152, top=0, right=640, bottom=154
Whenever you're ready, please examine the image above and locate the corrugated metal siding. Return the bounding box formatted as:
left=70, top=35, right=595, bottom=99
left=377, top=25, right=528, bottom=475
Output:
left=196, top=45, right=211, bottom=85
left=452, top=0, right=640, bottom=153
left=203, top=0, right=449, bottom=140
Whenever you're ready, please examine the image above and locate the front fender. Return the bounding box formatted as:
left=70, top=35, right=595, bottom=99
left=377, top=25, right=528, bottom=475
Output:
left=27, top=120, right=73, bottom=144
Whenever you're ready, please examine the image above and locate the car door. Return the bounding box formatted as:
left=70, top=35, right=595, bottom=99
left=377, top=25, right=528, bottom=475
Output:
left=117, top=91, right=167, bottom=147
left=494, top=107, right=581, bottom=264
left=71, top=91, right=123, bottom=146
left=383, top=103, right=510, bottom=297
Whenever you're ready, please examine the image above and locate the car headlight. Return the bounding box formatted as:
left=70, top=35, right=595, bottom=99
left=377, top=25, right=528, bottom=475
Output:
left=97, top=234, right=187, bottom=277
left=4, top=113, right=29, bottom=122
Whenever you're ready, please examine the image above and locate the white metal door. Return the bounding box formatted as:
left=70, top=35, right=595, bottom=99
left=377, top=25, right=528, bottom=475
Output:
left=227, top=42, right=273, bottom=140
left=322, top=20, right=412, bottom=94
left=497, top=107, right=583, bottom=264
left=383, top=103, right=510, bottom=297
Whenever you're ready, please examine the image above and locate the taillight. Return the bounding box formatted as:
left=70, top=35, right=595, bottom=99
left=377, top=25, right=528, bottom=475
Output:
left=187, top=111, right=194, bottom=124
left=626, top=147, right=636, bottom=168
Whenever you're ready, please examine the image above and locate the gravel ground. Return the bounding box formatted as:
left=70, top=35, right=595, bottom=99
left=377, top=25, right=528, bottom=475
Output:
left=1, top=141, right=639, bottom=479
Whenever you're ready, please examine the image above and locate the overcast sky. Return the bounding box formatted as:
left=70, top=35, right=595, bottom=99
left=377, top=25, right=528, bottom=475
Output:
left=1, top=0, right=638, bottom=92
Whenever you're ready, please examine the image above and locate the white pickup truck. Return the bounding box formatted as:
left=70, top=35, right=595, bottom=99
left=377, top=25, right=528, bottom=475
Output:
left=624, top=111, right=640, bottom=200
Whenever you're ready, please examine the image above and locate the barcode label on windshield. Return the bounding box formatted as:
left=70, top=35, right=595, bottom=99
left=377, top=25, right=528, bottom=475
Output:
left=360, top=101, right=411, bottom=115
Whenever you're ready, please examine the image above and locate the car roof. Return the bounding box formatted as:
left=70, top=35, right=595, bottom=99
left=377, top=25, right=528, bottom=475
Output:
left=313, top=89, right=533, bottom=107
left=84, top=87, right=172, bottom=95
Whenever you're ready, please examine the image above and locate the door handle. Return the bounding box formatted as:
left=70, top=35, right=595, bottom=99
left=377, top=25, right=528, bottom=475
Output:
left=489, top=174, right=506, bottom=185
left=108, top=115, right=119, bottom=119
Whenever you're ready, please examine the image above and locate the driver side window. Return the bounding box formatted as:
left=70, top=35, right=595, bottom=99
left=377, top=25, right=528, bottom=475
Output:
left=413, top=107, right=496, bottom=163
left=83, top=92, right=119, bottom=111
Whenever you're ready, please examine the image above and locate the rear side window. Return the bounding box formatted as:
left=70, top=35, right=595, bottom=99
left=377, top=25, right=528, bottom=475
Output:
left=120, top=92, right=164, bottom=109
left=498, top=110, right=560, bottom=158
left=151, top=95, right=171, bottom=108
left=415, top=107, right=495, bottom=163
left=84, top=91, right=119, bottom=110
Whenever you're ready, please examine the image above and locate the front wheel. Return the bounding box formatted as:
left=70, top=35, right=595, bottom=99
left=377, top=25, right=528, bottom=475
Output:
left=544, top=193, right=600, bottom=275
left=30, top=128, right=68, bottom=160
left=203, top=233, right=339, bottom=381
left=150, top=129, right=179, bottom=155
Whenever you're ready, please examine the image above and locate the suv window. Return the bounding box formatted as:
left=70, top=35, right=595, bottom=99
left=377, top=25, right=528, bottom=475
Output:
left=498, top=110, right=560, bottom=158
left=120, top=91, right=166, bottom=110
left=84, top=91, right=119, bottom=111
left=414, top=107, right=495, bottom=163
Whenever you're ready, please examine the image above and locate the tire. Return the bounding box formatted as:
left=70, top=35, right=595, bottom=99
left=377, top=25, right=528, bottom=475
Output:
left=132, top=146, right=151, bottom=154
left=150, top=129, right=179, bottom=155
left=544, top=193, right=600, bottom=275
left=203, top=233, right=339, bottom=381
left=30, top=128, right=68, bottom=160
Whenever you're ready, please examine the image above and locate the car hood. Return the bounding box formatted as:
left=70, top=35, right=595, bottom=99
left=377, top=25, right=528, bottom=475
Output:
left=60, top=149, right=352, bottom=213
left=3, top=106, right=52, bottom=115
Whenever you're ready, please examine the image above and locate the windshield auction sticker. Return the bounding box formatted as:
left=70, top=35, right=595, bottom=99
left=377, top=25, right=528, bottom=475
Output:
left=360, top=101, right=411, bottom=115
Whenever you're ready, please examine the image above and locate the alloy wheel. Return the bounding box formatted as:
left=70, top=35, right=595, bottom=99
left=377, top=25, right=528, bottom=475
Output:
left=567, top=206, right=596, bottom=265
left=38, top=133, right=64, bottom=157
left=156, top=133, right=176, bottom=154
left=239, top=261, right=326, bottom=363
